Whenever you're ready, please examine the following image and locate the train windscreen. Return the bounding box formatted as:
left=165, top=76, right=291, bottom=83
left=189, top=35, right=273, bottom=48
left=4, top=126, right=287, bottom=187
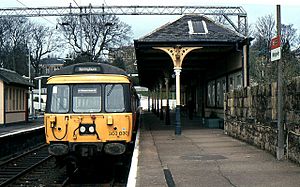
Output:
left=47, top=83, right=128, bottom=113
left=73, top=85, right=101, bottom=113
left=105, top=84, right=125, bottom=112
left=50, top=85, right=70, bottom=113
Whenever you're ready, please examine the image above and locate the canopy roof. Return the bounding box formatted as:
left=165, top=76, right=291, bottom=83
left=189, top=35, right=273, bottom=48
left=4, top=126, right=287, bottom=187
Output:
left=134, top=15, right=248, bottom=89
left=0, top=68, right=33, bottom=87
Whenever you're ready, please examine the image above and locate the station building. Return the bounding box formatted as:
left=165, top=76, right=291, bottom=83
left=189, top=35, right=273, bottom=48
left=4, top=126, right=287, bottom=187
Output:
left=0, top=68, right=33, bottom=125
left=134, top=15, right=251, bottom=127
left=39, top=57, right=64, bottom=75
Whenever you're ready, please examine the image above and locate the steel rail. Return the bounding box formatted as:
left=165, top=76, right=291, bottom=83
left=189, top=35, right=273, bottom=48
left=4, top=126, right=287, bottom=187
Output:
left=61, top=168, right=79, bottom=187
left=0, top=144, right=47, bottom=168
left=0, top=155, right=53, bottom=186
left=0, top=145, right=51, bottom=187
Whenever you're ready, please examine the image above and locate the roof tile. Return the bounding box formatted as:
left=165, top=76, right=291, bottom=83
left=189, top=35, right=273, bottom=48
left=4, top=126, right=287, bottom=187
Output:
left=0, top=68, right=33, bottom=87
left=138, top=15, right=244, bottom=43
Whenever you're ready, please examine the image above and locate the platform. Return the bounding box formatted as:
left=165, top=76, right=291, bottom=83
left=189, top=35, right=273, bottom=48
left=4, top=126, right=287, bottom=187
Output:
left=131, top=112, right=300, bottom=187
left=0, top=117, right=44, bottom=138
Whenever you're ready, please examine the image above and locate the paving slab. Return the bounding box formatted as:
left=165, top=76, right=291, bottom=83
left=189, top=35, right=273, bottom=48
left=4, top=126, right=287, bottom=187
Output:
left=135, top=112, right=300, bottom=187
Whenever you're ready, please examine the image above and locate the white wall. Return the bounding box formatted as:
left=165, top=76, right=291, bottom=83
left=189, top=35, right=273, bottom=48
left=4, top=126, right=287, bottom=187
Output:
left=139, top=95, right=176, bottom=111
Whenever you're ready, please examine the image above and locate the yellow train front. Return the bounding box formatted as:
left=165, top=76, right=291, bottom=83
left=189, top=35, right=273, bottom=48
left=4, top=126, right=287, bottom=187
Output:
left=44, top=62, right=139, bottom=165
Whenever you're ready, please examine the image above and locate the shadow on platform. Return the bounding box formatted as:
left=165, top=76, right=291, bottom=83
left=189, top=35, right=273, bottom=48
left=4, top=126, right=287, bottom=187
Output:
left=141, top=111, right=220, bottom=131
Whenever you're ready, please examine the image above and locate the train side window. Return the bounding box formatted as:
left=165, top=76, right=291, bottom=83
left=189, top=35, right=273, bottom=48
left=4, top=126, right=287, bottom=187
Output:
left=105, top=84, right=125, bottom=112
left=50, top=85, right=69, bottom=113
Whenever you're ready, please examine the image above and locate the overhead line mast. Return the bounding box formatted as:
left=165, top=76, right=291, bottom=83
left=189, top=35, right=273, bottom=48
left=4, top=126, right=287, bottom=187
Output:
left=0, top=5, right=248, bottom=35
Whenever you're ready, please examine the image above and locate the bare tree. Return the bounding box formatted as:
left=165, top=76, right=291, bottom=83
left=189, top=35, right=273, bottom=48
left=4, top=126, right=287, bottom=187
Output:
left=280, top=24, right=300, bottom=81
left=250, top=14, right=300, bottom=84
left=253, top=14, right=276, bottom=59
left=250, top=15, right=276, bottom=84
left=110, top=45, right=136, bottom=73
left=211, top=14, right=240, bottom=34
left=0, top=17, right=63, bottom=77
left=0, top=17, right=31, bottom=76
left=281, top=24, right=297, bottom=49
left=0, top=17, right=10, bottom=68
left=247, top=23, right=255, bottom=38
left=57, top=14, right=132, bottom=61
left=29, top=24, right=63, bottom=75
left=212, top=15, right=228, bottom=25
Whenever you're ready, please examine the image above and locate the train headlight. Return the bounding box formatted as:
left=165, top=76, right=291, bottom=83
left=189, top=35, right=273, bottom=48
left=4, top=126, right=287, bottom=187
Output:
left=80, top=126, right=86, bottom=133
left=79, top=124, right=95, bottom=135
left=88, top=126, right=95, bottom=133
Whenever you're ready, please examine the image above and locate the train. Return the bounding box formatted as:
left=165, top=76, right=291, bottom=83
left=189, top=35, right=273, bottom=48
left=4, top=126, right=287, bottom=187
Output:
left=44, top=62, right=140, bottom=172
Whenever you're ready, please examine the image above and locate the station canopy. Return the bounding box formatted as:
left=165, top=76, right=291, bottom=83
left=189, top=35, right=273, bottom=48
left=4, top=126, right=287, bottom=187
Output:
left=134, top=14, right=248, bottom=90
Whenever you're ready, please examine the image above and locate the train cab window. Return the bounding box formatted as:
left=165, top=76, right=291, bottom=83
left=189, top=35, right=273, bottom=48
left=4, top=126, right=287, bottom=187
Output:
left=50, top=85, right=69, bottom=113
left=73, top=85, right=101, bottom=113
left=105, top=84, right=125, bottom=112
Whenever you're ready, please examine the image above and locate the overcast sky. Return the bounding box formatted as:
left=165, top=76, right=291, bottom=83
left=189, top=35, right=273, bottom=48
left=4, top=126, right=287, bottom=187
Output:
left=1, top=0, right=300, bottom=39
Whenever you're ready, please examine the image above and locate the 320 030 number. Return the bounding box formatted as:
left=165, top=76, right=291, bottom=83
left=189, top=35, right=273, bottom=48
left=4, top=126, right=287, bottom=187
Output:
left=109, top=131, right=129, bottom=136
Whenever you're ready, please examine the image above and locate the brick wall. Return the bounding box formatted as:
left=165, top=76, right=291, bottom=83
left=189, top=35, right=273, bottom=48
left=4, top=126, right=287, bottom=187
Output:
left=224, top=77, right=300, bottom=164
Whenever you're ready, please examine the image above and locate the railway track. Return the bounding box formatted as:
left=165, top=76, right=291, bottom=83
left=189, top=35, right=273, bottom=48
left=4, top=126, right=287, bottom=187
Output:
left=0, top=144, right=131, bottom=186
left=0, top=144, right=52, bottom=186
left=59, top=157, right=129, bottom=187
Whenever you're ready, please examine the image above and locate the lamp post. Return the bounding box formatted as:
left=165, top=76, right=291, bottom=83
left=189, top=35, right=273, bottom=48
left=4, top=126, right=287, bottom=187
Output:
left=165, top=77, right=170, bottom=125
left=34, top=76, right=50, bottom=112
left=159, top=83, right=164, bottom=120
left=89, top=3, right=93, bottom=59
left=27, top=42, right=34, bottom=118
left=174, top=67, right=182, bottom=135
left=276, top=4, right=284, bottom=161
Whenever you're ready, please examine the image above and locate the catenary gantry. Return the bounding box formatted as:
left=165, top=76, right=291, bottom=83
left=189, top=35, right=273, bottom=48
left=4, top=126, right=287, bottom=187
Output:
left=0, top=5, right=247, bottom=35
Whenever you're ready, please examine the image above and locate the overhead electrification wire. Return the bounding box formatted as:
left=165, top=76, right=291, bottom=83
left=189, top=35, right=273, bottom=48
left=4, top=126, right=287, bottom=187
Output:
left=16, top=0, right=55, bottom=25
left=72, top=0, right=80, bottom=7
left=103, top=0, right=108, bottom=6
left=16, top=0, right=26, bottom=7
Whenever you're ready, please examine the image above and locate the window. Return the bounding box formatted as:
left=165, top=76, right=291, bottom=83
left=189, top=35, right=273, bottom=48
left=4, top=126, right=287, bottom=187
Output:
left=207, top=77, right=227, bottom=108
left=8, top=88, right=11, bottom=111
left=207, top=80, right=215, bottom=107
left=5, top=87, right=26, bottom=111
left=228, top=71, right=242, bottom=91
left=188, top=20, right=208, bottom=34
left=216, top=77, right=226, bottom=108
left=4, top=88, right=8, bottom=112
left=16, top=89, right=19, bottom=110
left=50, top=85, right=69, bottom=113
left=21, top=90, right=24, bottom=110
left=73, top=85, right=101, bottom=113
left=229, top=77, right=234, bottom=91
left=10, top=88, right=16, bottom=110
left=105, top=84, right=125, bottom=112
left=236, top=74, right=242, bottom=89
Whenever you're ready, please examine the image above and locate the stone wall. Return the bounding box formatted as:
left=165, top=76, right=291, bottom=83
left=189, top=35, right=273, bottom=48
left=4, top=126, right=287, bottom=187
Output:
left=224, top=77, right=300, bottom=164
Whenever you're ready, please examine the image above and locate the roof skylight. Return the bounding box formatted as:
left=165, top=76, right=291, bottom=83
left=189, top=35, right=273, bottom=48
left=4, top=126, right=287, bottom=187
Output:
left=188, top=20, right=208, bottom=34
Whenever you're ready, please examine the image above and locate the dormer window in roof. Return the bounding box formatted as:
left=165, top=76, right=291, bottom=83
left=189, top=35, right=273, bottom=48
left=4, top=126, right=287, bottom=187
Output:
left=188, top=20, right=208, bottom=35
